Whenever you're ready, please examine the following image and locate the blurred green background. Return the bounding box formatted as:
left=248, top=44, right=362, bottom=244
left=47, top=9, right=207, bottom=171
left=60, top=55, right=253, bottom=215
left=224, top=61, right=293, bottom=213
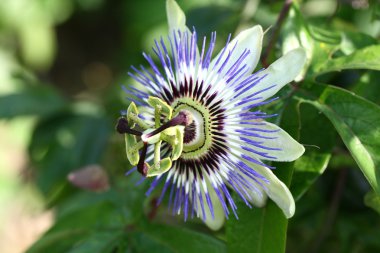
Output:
left=0, top=0, right=379, bottom=252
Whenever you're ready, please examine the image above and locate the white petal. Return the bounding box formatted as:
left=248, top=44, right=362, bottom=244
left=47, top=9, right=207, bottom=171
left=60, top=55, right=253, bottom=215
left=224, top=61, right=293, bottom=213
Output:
left=210, top=25, right=263, bottom=79
left=254, top=122, right=305, bottom=162
left=243, top=160, right=295, bottom=218
left=238, top=171, right=267, bottom=207
left=235, top=48, right=306, bottom=102
left=248, top=187, right=267, bottom=207
left=194, top=179, right=225, bottom=231
left=166, top=0, right=189, bottom=33
left=203, top=188, right=225, bottom=231
left=166, top=0, right=199, bottom=77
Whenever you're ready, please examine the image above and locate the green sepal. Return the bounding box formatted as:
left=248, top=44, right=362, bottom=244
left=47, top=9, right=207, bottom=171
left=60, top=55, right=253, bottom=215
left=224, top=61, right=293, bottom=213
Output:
left=125, top=134, right=140, bottom=165
left=148, top=96, right=173, bottom=119
left=146, top=157, right=172, bottom=177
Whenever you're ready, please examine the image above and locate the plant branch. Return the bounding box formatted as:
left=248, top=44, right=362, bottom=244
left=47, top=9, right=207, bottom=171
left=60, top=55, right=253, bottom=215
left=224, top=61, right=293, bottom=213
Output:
left=261, top=0, right=293, bottom=67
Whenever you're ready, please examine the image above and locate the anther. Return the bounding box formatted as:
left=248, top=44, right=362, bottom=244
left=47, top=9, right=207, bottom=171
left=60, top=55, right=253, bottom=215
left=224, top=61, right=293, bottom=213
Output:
left=116, top=117, right=142, bottom=136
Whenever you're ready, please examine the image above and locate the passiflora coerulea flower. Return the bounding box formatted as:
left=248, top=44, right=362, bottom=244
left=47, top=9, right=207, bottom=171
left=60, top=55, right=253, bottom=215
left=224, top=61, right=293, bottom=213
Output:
left=117, top=0, right=306, bottom=231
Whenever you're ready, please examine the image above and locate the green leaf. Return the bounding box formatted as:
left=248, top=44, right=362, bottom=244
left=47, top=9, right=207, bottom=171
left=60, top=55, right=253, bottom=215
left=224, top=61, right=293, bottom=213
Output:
left=315, top=45, right=380, bottom=75
left=27, top=191, right=127, bottom=253
left=226, top=194, right=288, bottom=253
left=227, top=161, right=296, bottom=253
left=351, top=71, right=380, bottom=104
left=27, top=199, right=120, bottom=252
left=138, top=223, right=226, bottom=253
left=303, top=25, right=378, bottom=78
left=226, top=99, right=301, bottom=253
left=0, top=85, right=66, bottom=118
left=291, top=103, right=335, bottom=200
left=340, top=31, right=378, bottom=55
left=364, top=191, right=380, bottom=215
left=307, top=25, right=341, bottom=77
left=57, top=175, right=147, bottom=224
left=51, top=201, right=124, bottom=233
left=298, top=83, right=380, bottom=195
left=26, top=229, right=90, bottom=253
left=29, top=113, right=111, bottom=201
left=130, top=232, right=174, bottom=253
left=67, top=231, right=124, bottom=253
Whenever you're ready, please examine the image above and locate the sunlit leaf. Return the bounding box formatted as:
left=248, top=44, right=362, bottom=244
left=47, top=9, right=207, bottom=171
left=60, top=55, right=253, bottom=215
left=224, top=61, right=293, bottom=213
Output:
left=298, top=84, right=380, bottom=195
left=340, top=31, right=378, bottom=55
left=314, top=45, right=380, bottom=76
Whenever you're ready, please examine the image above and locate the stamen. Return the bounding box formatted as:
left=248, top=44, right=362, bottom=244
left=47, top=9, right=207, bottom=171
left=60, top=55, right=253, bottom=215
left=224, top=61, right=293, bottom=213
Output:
left=115, top=117, right=142, bottom=136
left=142, top=111, right=193, bottom=141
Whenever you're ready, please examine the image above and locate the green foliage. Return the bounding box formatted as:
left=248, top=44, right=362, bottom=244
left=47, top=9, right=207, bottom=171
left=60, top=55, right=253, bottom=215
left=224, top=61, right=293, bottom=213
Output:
left=29, top=113, right=111, bottom=202
left=0, top=85, right=66, bottom=118
left=291, top=104, right=335, bottom=200
left=297, top=84, right=380, bottom=195
left=137, top=223, right=227, bottom=253
left=315, top=45, right=380, bottom=75
left=226, top=96, right=301, bottom=253
left=0, top=0, right=379, bottom=252
left=365, top=191, right=380, bottom=215
left=226, top=196, right=288, bottom=253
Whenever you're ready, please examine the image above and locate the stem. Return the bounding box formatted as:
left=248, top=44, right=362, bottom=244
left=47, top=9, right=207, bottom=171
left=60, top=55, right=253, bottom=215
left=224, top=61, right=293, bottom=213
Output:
left=261, top=0, right=293, bottom=67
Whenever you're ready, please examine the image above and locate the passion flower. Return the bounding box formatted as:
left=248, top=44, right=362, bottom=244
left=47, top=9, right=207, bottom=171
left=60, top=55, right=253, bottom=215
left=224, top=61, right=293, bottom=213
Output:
left=117, top=0, right=306, bottom=230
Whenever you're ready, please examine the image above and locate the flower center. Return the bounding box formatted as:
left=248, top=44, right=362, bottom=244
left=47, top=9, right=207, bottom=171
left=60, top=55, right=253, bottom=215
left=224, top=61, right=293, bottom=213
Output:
left=171, top=97, right=213, bottom=160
